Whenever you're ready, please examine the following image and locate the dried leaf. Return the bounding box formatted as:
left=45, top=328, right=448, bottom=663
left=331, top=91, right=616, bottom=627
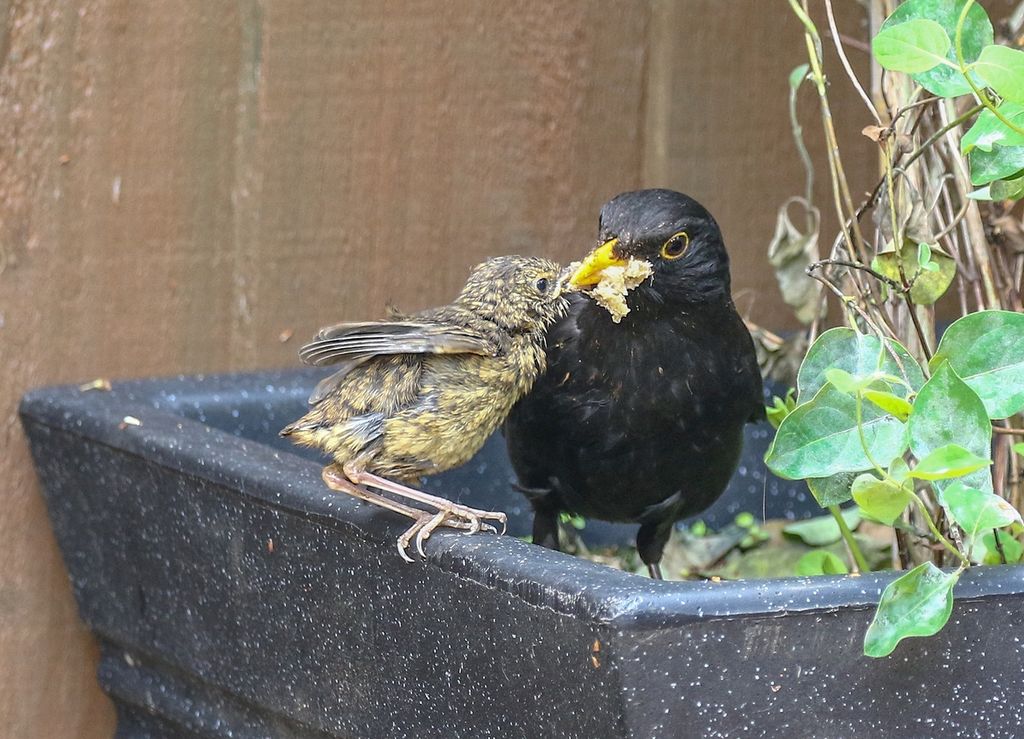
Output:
left=767, top=197, right=823, bottom=325
left=874, top=178, right=934, bottom=246
left=861, top=125, right=887, bottom=142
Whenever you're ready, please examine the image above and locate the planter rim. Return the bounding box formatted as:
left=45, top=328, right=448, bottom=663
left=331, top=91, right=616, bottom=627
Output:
left=21, top=370, right=1024, bottom=631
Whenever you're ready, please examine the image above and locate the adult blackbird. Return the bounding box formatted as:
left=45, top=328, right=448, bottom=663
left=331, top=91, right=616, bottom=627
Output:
left=504, top=189, right=765, bottom=579
left=282, top=255, right=567, bottom=561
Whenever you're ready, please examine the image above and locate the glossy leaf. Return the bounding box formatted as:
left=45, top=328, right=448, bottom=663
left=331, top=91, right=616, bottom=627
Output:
left=806, top=472, right=858, bottom=507
left=969, top=144, right=1024, bottom=185
left=877, top=0, right=992, bottom=97
left=990, top=175, right=1024, bottom=201
left=930, top=310, right=1024, bottom=418
left=797, top=328, right=924, bottom=403
left=944, top=482, right=1022, bottom=540
left=783, top=508, right=861, bottom=547
left=795, top=550, right=849, bottom=577
left=863, top=390, right=913, bottom=421
left=851, top=473, right=914, bottom=525
left=909, top=444, right=992, bottom=480
left=872, top=240, right=956, bottom=305
left=872, top=19, right=951, bottom=73
left=961, top=102, right=1024, bottom=153
left=765, top=384, right=909, bottom=480
left=863, top=562, right=959, bottom=658
left=909, top=362, right=993, bottom=495
left=974, top=45, right=1024, bottom=103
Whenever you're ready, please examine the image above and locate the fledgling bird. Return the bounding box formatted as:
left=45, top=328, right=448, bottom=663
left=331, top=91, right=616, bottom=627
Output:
left=504, top=189, right=765, bottom=579
left=282, top=255, right=567, bottom=561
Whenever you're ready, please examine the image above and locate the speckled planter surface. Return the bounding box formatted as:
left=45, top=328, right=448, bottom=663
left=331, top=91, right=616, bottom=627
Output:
left=20, top=370, right=1024, bottom=738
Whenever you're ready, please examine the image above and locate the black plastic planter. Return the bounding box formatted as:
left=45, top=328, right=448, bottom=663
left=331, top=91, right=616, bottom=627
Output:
left=20, top=370, right=1024, bottom=737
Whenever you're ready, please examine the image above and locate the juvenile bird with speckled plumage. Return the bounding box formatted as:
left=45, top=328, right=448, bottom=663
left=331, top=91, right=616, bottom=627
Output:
left=282, top=255, right=568, bottom=561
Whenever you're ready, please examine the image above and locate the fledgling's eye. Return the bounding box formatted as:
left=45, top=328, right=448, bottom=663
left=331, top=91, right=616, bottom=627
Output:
left=535, top=277, right=549, bottom=294
left=660, top=231, right=690, bottom=260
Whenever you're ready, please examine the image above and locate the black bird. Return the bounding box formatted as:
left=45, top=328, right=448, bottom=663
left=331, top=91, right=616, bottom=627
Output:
left=504, top=189, right=765, bottom=579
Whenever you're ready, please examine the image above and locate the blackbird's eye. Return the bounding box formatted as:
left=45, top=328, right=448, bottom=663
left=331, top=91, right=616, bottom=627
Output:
left=660, top=231, right=690, bottom=260
left=536, top=277, right=549, bottom=294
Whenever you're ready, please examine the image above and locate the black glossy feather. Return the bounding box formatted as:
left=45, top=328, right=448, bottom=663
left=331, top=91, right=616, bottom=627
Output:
left=505, top=189, right=764, bottom=573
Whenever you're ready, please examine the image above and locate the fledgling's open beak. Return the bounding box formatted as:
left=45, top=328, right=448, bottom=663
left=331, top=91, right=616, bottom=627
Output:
left=569, top=238, right=627, bottom=289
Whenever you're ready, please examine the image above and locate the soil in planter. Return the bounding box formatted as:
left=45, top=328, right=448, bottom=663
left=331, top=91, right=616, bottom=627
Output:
left=549, top=510, right=895, bottom=580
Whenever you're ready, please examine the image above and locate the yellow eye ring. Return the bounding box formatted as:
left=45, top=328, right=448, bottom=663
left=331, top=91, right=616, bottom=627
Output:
left=660, top=231, right=690, bottom=260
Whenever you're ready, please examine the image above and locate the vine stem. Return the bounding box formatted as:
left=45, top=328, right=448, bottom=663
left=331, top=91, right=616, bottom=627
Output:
left=912, top=493, right=970, bottom=566
left=808, top=258, right=903, bottom=289
left=830, top=505, right=871, bottom=573
left=789, top=0, right=870, bottom=268
left=897, top=103, right=984, bottom=172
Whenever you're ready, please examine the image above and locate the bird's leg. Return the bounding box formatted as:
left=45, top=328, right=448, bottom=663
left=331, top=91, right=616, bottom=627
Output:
left=321, top=465, right=473, bottom=562
left=637, top=520, right=672, bottom=581
left=343, top=463, right=508, bottom=537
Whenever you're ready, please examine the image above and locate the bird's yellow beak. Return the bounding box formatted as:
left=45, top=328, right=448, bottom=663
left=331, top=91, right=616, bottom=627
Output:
left=569, top=238, right=626, bottom=289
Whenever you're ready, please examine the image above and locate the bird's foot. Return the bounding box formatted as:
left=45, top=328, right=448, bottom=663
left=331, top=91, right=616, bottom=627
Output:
left=346, top=466, right=508, bottom=537
left=323, top=464, right=507, bottom=562
left=396, top=501, right=506, bottom=560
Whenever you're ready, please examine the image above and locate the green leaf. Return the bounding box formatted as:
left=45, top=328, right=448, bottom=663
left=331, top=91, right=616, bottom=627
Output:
left=945, top=482, right=1022, bottom=541
left=969, top=144, right=1024, bottom=185
left=735, top=512, right=756, bottom=529
left=863, top=389, right=913, bottom=421
left=863, top=562, right=959, bottom=658
left=784, top=508, right=861, bottom=547
left=766, top=397, right=789, bottom=430
left=976, top=529, right=1024, bottom=564
left=789, top=63, right=809, bottom=90
left=765, top=384, right=909, bottom=479
left=824, top=368, right=861, bottom=394
left=910, top=444, right=992, bottom=480
left=872, top=240, right=956, bottom=305
left=909, top=362, right=993, bottom=495
left=766, top=389, right=797, bottom=430
left=974, top=45, right=1024, bottom=103
left=930, top=310, right=1024, bottom=418
left=889, top=456, right=911, bottom=483
left=967, top=185, right=992, bottom=200
left=990, top=174, right=1024, bottom=201
left=559, top=511, right=586, bottom=530
left=1014, top=442, right=1024, bottom=458
left=851, top=473, right=914, bottom=525
left=872, top=18, right=951, bottom=73
left=961, top=102, right=1024, bottom=153
left=877, top=0, right=993, bottom=97
left=795, top=549, right=849, bottom=576
left=797, top=328, right=924, bottom=403
left=806, top=472, right=859, bottom=507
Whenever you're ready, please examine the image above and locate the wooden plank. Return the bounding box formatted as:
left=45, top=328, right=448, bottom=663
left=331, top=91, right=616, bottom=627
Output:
left=0, top=2, right=649, bottom=734
left=643, top=0, right=877, bottom=328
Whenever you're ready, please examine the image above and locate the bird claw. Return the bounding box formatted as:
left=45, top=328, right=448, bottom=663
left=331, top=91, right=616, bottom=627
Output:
left=394, top=503, right=507, bottom=561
